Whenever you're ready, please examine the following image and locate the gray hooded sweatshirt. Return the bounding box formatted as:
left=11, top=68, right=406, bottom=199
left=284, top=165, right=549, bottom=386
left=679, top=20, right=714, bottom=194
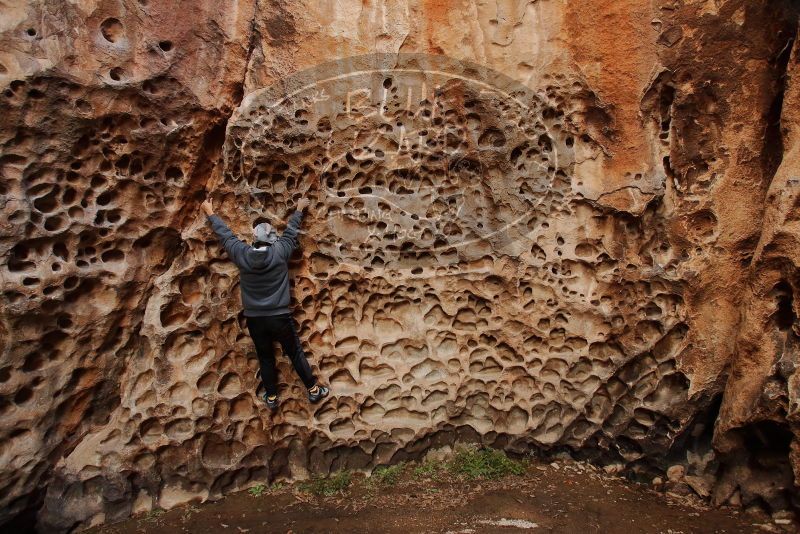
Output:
left=207, top=211, right=303, bottom=317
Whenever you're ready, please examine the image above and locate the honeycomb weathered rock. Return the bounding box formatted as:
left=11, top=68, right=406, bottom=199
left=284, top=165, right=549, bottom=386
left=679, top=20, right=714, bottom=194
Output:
left=0, top=0, right=799, bottom=531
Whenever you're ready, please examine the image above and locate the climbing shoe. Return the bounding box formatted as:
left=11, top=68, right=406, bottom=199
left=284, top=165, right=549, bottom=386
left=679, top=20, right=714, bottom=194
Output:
left=308, top=385, right=329, bottom=404
left=262, top=393, right=279, bottom=411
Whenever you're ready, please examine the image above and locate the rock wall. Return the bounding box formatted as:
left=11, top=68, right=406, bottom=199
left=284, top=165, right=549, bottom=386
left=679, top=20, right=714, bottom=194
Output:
left=0, top=0, right=798, bottom=531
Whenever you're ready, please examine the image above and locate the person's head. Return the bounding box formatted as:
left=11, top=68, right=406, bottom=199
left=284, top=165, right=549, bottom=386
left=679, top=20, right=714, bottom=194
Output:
left=253, top=221, right=278, bottom=247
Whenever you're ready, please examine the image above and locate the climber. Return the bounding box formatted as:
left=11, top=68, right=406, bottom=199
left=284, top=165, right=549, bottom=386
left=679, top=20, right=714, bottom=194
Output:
left=201, top=196, right=329, bottom=411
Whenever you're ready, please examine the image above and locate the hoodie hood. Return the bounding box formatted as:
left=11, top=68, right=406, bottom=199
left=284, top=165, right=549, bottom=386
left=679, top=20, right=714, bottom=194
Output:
left=253, top=222, right=278, bottom=244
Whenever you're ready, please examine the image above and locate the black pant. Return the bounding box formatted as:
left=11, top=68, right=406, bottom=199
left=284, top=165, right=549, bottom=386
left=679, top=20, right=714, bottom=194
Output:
left=246, top=314, right=316, bottom=397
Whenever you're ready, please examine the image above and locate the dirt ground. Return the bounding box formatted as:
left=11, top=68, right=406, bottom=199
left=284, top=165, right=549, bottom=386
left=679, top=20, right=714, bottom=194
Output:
left=91, top=459, right=787, bottom=534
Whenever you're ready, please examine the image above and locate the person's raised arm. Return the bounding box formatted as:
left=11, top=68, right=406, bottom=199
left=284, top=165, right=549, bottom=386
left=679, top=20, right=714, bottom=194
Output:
left=202, top=198, right=250, bottom=267
left=275, top=198, right=309, bottom=258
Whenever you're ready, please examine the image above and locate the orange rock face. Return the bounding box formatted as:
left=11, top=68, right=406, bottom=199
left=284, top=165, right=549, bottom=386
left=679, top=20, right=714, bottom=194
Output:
left=0, top=0, right=798, bottom=530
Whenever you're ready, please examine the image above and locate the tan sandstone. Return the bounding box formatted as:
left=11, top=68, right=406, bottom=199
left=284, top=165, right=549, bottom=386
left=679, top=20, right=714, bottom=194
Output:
left=0, top=0, right=798, bottom=531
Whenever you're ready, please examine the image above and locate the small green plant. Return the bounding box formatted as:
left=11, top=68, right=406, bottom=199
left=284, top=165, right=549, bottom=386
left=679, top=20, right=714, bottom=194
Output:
left=447, top=446, right=525, bottom=480
left=369, top=462, right=405, bottom=487
left=143, top=508, right=165, bottom=523
left=301, top=471, right=352, bottom=496
left=413, top=459, right=444, bottom=479
left=180, top=505, right=199, bottom=522
left=247, top=481, right=284, bottom=497
left=248, top=484, right=267, bottom=497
